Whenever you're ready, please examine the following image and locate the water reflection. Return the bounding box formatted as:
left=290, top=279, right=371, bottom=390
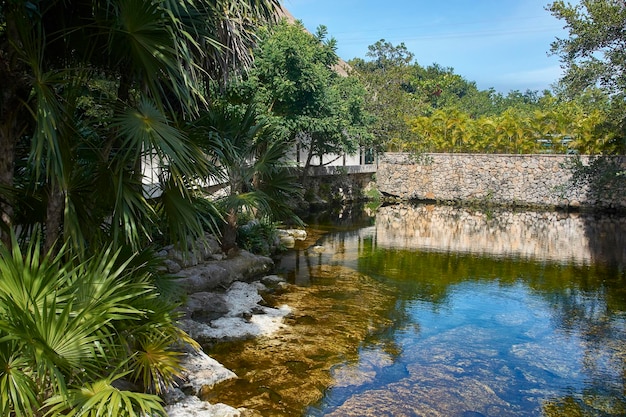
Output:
left=208, top=204, right=626, bottom=417
left=373, top=204, right=626, bottom=266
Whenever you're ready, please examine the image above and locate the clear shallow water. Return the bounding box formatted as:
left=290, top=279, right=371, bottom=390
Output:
left=209, top=205, right=626, bottom=416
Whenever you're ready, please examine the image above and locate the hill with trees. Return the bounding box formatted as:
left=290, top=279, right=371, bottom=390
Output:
left=349, top=36, right=624, bottom=155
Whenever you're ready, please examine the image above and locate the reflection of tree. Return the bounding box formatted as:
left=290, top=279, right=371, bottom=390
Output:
left=578, top=210, right=626, bottom=267
left=275, top=204, right=626, bottom=415
left=359, top=208, right=626, bottom=416
left=540, top=276, right=626, bottom=417
left=305, top=202, right=376, bottom=231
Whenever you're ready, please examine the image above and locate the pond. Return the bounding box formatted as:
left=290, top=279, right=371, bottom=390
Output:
left=206, top=204, right=626, bottom=417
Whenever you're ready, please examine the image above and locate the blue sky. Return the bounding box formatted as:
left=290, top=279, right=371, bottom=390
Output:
left=283, top=0, right=569, bottom=93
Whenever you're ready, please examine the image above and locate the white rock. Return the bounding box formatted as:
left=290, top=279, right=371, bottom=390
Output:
left=166, top=396, right=244, bottom=417
left=178, top=350, right=237, bottom=393
left=180, top=281, right=292, bottom=341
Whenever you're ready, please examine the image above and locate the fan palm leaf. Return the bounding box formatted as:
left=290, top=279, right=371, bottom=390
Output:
left=0, top=341, right=38, bottom=417
left=44, top=374, right=165, bottom=417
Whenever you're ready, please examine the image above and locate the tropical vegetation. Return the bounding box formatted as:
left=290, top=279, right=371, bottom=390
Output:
left=0, top=0, right=624, bottom=415
left=349, top=1, right=626, bottom=156
left=0, top=0, right=291, bottom=415
left=224, top=20, right=375, bottom=177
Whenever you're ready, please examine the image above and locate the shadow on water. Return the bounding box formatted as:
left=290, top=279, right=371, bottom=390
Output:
left=557, top=156, right=626, bottom=415
left=206, top=203, right=626, bottom=417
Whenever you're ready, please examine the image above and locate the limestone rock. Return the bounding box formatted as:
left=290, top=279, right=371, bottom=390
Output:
left=176, top=263, right=232, bottom=293
left=178, top=281, right=291, bottom=343
left=177, top=350, right=237, bottom=394
left=279, top=235, right=295, bottom=248
left=166, top=396, right=244, bottom=417
left=164, top=259, right=182, bottom=274
left=217, top=251, right=274, bottom=282
left=183, top=292, right=230, bottom=322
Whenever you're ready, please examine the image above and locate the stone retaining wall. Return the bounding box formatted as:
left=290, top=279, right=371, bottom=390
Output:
left=377, top=153, right=626, bottom=210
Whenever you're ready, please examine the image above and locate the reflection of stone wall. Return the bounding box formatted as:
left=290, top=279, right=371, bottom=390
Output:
left=374, top=205, right=626, bottom=265
left=377, top=153, right=626, bottom=209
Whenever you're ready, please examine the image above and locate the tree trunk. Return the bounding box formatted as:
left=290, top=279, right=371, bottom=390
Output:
left=301, top=146, right=315, bottom=183
left=0, top=121, right=17, bottom=247
left=221, top=208, right=238, bottom=253
left=221, top=169, right=242, bottom=253
left=44, top=184, right=65, bottom=254
left=0, top=21, right=30, bottom=246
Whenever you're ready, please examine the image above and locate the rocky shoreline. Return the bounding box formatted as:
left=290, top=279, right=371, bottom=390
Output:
left=161, top=232, right=305, bottom=417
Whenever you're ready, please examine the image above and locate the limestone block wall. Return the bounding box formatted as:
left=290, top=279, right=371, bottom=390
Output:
left=377, top=153, right=626, bottom=210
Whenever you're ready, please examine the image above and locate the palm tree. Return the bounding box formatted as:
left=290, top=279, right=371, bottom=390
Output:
left=496, top=109, right=529, bottom=153
left=0, top=0, right=281, bottom=252
left=474, top=117, right=497, bottom=152
left=0, top=0, right=283, bottom=415
left=195, top=103, right=303, bottom=252
left=407, top=115, right=434, bottom=152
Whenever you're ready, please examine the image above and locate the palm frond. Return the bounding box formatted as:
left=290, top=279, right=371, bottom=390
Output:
left=43, top=374, right=165, bottom=417
left=115, top=99, right=209, bottom=182
left=109, top=165, right=155, bottom=251
left=0, top=341, right=39, bottom=417
left=154, top=174, right=222, bottom=247
left=127, top=329, right=184, bottom=395
left=109, top=0, right=203, bottom=116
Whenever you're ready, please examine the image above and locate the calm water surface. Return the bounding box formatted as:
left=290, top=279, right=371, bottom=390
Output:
left=208, top=204, right=626, bottom=417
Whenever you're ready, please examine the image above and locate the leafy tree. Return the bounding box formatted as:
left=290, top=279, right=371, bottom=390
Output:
left=549, top=0, right=626, bottom=150
left=350, top=40, right=425, bottom=149
left=243, top=20, right=373, bottom=175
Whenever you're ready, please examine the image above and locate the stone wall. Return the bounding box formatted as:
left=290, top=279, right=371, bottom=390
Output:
left=377, top=153, right=626, bottom=210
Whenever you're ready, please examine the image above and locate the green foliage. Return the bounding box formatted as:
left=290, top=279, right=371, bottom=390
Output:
left=0, top=0, right=282, bottom=252
left=350, top=40, right=425, bottom=150
left=0, top=1, right=289, bottom=416
left=549, top=0, right=626, bottom=148
left=353, top=36, right=625, bottom=155
left=195, top=102, right=303, bottom=250
left=350, top=40, right=533, bottom=150
left=0, top=234, right=193, bottom=416
left=364, top=187, right=382, bottom=202
left=44, top=375, right=166, bottom=417
left=237, top=219, right=279, bottom=255
left=241, top=19, right=374, bottom=168
left=406, top=95, right=617, bottom=154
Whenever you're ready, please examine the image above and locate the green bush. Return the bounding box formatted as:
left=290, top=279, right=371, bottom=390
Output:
left=237, top=219, right=279, bottom=256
